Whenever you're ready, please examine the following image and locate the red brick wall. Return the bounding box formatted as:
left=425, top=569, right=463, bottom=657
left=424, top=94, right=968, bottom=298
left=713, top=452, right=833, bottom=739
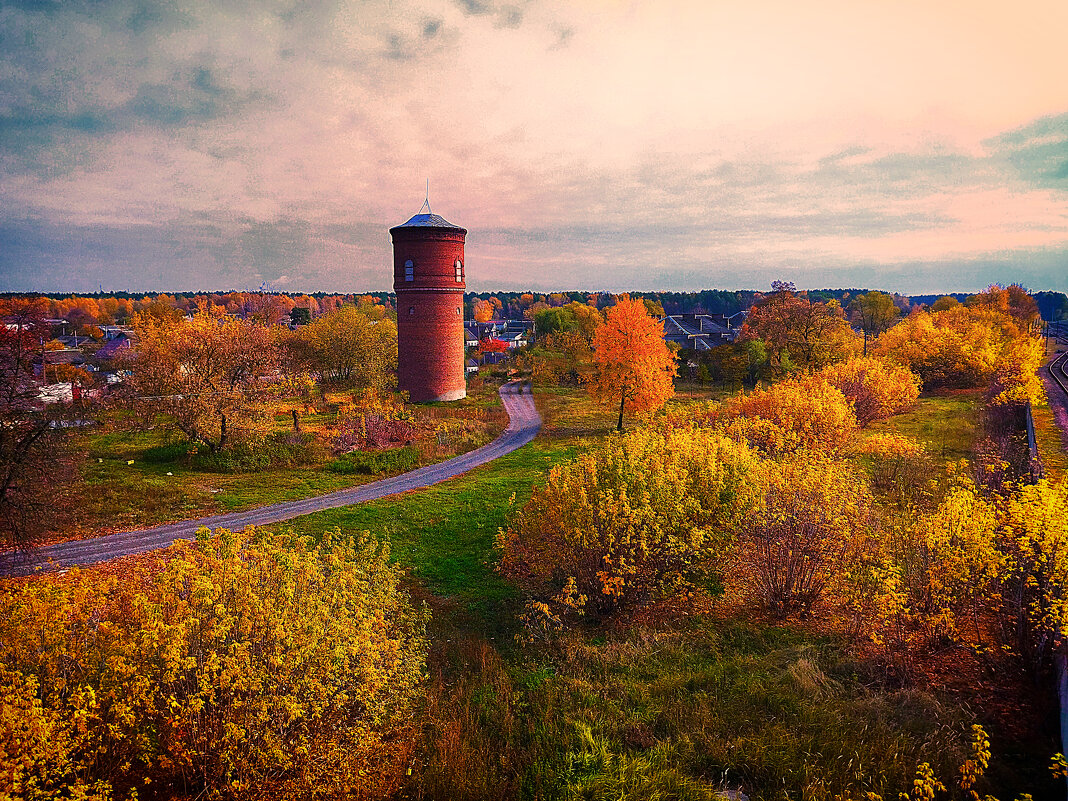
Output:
left=392, top=228, right=467, bottom=402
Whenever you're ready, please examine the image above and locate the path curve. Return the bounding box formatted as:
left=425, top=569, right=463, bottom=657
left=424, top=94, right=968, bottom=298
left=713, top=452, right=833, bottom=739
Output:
left=2, top=382, right=540, bottom=577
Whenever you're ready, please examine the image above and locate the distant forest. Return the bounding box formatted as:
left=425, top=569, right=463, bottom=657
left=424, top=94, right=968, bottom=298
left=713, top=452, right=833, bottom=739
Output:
left=3, top=287, right=1067, bottom=321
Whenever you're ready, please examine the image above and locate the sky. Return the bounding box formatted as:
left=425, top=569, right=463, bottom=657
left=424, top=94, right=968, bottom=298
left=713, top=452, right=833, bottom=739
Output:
left=1, top=0, right=1067, bottom=295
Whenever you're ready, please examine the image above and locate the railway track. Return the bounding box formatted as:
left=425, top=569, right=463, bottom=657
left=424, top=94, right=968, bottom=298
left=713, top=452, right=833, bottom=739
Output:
left=1050, top=321, right=1068, bottom=398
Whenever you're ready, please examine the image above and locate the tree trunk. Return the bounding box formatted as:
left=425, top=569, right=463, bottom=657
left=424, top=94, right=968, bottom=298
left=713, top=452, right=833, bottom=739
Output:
left=617, top=388, right=626, bottom=432
left=292, top=408, right=301, bottom=433
left=220, top=412, right=227, bottom=448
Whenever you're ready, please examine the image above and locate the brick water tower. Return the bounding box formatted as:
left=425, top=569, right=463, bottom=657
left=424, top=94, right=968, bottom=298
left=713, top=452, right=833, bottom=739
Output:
left=390, top=202, right=467, bottom=402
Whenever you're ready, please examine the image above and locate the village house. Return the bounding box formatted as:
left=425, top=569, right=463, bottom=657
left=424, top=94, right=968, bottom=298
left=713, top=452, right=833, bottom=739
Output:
left=660, top=313, right=742, bottom=351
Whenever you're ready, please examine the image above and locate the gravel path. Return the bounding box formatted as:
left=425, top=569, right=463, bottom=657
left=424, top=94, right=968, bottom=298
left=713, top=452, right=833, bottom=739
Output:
left=2, top=383, right=540, bottom=577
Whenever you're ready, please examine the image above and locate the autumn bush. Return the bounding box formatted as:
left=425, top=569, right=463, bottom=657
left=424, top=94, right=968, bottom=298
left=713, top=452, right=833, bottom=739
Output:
left=852, top=433, right=934, bottom=509
left=999, top=477, right=1068, bottom=667
left=331, top=390, right=415, bottom=453
left=497, top=425, right=756, bottom=628
left=816, top=356, right=920, bottom=426
left=879, top=479, right=1002, bottom=644
left=0, top=527, right=428, bottom=800
left=871, top=293, right=1038, bottom=392
left=988, top=334, right=1045, bottom=408
left=711, top=376, right=858, bottom=455
left=734, top=452, right=874, bottom=616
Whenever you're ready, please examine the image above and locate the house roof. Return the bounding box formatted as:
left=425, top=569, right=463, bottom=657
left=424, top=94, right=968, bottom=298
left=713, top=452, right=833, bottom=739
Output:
left=44, top=349, right=86, bottom=365
left=96, top=335, right=133, bottom=359
left=660, top=314, right=736, bottom=351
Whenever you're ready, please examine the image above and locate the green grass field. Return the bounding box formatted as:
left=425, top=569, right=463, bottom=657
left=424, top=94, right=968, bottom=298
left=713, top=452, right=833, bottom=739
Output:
left=865, top=390, right=981, bottom=464
left=61, top=383, right=507, bottom=542
left=278, top=439, right=580, bottom=634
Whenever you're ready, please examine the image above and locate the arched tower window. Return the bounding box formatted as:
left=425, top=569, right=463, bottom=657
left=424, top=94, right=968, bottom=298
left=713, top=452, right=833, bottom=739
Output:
left=454, top=260, right=463, bottom=282
left=404, top=259, right=414, bottom=281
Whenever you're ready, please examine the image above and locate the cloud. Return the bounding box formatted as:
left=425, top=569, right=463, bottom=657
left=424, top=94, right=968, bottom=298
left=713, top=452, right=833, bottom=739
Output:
left=985, top=112, right=1068, bottom=191
left=423, top=17, right=443, bottom=38
left=495, top=5, right=523, bottom=28
left=548, top=24, right=572, bottom=50
left=453, top=0, right=493, bottom=16
left=127, top=67, right=244, bottom=127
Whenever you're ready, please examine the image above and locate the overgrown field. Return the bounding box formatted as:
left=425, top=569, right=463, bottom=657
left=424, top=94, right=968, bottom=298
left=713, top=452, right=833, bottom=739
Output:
left=262, top=384, right=1060, bottom=800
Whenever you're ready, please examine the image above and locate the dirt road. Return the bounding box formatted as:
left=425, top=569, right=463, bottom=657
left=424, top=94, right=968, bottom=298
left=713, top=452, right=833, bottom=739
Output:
left=2, top=383, right=540, bottom=577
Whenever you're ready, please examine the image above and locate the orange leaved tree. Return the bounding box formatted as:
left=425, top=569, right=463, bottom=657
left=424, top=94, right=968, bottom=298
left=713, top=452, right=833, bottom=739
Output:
left=478, top=337, right=509, bottom=354
left=588, top=297, right=676, bottom=431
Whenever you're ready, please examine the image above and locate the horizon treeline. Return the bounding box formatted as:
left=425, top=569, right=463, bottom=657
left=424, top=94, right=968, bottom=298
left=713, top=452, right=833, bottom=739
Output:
left=2, top=287, right=1067, bottom=323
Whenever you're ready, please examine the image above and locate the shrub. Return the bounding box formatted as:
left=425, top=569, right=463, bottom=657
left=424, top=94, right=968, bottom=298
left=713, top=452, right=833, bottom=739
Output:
left=999, top=478, right=1068, bottom=667
left=988, top=335, right=1045, bottom=407
left=901, top=481, right=1002, bottom=641
left=873, top=306, right=1008, bottom=389
left=142, top=440, right=202, bottom=463
left=327, top=446, right=420, bottom=475
left=0, top=527, right=429, bottom=799
left=736, top=452, right=874, bottom=616
left=817, top=357, right=920, bottom=426
left=853, top=433, right=934, bottom=508
left=192, top=432, right=328, bottom=473
left=497, top=425, right=756, bottom=627
left=711, top=376, right=858, bottom=455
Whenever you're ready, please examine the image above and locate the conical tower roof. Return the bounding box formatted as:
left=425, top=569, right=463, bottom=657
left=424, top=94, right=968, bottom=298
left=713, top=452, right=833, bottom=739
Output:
left=390, top=198, right=467, bottom=235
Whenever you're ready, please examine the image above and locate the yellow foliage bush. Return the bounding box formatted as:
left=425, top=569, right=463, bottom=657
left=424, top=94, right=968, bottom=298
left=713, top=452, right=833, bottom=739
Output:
left=497, top=425, right=757, bottom=626
left=1000, top=478, right=1068, bottom=662
left=854, top=433, right=924, bottom=459
left=907, top=481, right=1002, bottom=640
left=0, top=527, right=428, bottom=800
left=849, top=477, right=1002, bottom=650
left=853, top=433, right=933, bottom=508
left=736, top=452, right=874, bottom=615
left=817, top=357, right=920, bottom=426
left=988, top=335, right=1045, bottom=408
left=873, top=303, right=1036, bottom=391
left=712, top=376, right=858, bottom=456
